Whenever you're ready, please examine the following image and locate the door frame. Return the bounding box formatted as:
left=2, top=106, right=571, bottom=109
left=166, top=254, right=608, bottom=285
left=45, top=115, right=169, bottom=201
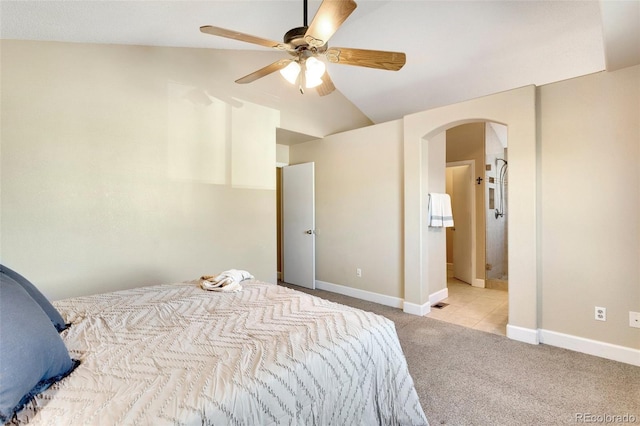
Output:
left=446, top=160, right=477, bottom=287
left=276, top=164, right=286, bottom=281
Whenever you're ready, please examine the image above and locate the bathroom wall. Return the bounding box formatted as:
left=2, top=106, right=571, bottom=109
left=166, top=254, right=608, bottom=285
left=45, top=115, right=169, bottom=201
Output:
left=485, top=124, right=508, bottom=281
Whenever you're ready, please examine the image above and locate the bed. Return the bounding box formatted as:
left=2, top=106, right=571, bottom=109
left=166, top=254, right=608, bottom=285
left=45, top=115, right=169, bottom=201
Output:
left=3, top=276, right=428, bottom=425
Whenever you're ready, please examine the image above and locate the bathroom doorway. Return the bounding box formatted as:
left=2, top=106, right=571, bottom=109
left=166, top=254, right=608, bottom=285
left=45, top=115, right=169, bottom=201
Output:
left=427, top=122, right=509, bottom=336
left=405, top=86, right=537, bottom=343
left=443, top=121, right=509, bottom=290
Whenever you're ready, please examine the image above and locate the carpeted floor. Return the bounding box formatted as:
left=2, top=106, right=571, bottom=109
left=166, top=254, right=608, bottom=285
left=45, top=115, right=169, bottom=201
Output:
left=280, top=283, right=640, bottom=426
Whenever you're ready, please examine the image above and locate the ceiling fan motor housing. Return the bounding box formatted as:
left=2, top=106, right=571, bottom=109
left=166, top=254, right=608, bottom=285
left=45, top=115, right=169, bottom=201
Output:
left=284, top=26, right=327, bottom=56
left=284, top=27, right=307, bottom=46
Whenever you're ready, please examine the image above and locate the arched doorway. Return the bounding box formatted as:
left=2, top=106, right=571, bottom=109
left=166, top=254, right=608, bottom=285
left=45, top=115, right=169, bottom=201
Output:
left=426, top=123, right=509, bottom=336
left=401, top=86, right=539, bottom=345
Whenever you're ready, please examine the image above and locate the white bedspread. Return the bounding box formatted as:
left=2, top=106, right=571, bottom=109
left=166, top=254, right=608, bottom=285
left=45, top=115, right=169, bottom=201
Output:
left=13, top=281, right=428, bottom=425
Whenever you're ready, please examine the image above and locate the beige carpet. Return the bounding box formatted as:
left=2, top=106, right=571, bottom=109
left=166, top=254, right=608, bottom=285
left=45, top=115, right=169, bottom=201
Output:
left=280, top=283, right=640, bottom=425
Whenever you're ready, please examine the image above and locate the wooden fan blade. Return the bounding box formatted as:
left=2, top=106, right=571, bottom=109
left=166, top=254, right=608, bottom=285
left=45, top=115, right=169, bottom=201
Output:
left=325, top=47, right=406, bottom=71
left=304, top=0, right=357, bottom=47
left=316, top=72, right=336, bottom=97
left=200, top=25, right=283, bottom=49
left=235, top=59, right=292, bottom=84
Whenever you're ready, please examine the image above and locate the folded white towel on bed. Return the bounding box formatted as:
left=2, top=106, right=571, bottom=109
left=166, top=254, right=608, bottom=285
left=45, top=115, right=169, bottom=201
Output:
left=428, top=193, right=454, bottom=228
left=200, top=269, right=254, bottom=292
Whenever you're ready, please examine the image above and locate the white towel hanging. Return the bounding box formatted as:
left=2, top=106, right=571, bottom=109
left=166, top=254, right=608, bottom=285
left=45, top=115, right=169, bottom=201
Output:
left=428, top=193, right=454, bottom=228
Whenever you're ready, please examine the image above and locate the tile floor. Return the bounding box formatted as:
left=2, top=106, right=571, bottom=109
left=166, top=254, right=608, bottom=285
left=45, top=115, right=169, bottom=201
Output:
left=425, top=277, right=508, bottom=336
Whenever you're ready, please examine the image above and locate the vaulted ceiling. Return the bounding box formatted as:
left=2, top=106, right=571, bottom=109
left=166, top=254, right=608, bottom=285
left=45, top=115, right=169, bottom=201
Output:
left=2, top=1, right=638, bottom=131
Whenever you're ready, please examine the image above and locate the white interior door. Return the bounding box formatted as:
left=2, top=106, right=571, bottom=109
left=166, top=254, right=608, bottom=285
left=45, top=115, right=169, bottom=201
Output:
left=283, top=162, right=315, bottom=289
left=451, top=165, right=473, bottom=284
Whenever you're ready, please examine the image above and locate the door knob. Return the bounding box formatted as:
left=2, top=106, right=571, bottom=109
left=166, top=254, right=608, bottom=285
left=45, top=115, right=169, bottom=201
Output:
left=305, top=229, right=315, bottom=234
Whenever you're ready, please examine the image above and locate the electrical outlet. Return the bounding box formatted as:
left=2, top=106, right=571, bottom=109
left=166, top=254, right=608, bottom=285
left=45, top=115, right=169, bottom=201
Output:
left=356, top=268, right=362, bottom=278
left=630, top=312, right=640, bottom=328
left=595, top=307, right=606, bottom=321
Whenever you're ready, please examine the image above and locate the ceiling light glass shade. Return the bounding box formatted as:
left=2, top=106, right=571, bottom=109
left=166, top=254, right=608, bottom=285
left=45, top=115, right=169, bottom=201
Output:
left=304, top=57, right=326, bottom=88
left=305, top=73, right=323, bottom=88
left=280, top=61, right=301, bottom=84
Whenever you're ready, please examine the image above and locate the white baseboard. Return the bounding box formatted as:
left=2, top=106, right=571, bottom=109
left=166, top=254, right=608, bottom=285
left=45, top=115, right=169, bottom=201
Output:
left=315, top=280, right=404, bottom=309
left=312, top=281, right=456, bottom=317
left=314, top=280, right=640, bottom=366
left=472, top=278, right=485, bottom=288
left=506, top=326, right=640, bottom=366
left=404, top=287, right=448, bottom=316
left=403, top=301, right=431, bottom=316
left=315, top=280, right=436, bottom=316
left=429, top=287, right=449, bottom=305
left=539, top=329, right=640, bottom=367
left=506, top=324, right=539, bottom=344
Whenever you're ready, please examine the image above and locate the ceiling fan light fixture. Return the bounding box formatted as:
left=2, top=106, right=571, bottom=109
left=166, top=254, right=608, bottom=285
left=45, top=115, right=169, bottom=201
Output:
left=280, top=61, right=301, bottom=84
left=305, top=74, right=323, bottom=89
left=304, top=57, right=326, bottom=88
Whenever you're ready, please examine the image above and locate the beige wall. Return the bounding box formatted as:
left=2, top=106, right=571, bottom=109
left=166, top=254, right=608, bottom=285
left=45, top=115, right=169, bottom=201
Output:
left=276, top=144, right=290, bottom=165
left=539, top=65, right=640, bottom=349
left=446, top=123, right=486, bottom=283
left=289, top=120, right=405, bottom=298
left=423, top=132, right=448, bottom=298
left=0, top=40, right=286, bottom=299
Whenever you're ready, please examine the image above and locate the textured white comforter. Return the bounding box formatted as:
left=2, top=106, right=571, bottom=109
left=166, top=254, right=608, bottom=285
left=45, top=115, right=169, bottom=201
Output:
left=13, top=281, right=428, bottom=425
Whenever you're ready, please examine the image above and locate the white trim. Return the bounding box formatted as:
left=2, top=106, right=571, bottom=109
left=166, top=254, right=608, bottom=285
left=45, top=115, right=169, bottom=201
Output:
left=315, top=280, right=404, bottom=309
left=315, top=280, right=441, bottom=316
left=539, top=329, right=640, bottom=367
left=429, top=287, right=449, bottom=305
left=506, top=324, right=539, bottom=344
left=472, top=278, right=485, bottom=288
left=276, top=162, right=288, bottom=168
left=403, top=301, right=431, bottom=316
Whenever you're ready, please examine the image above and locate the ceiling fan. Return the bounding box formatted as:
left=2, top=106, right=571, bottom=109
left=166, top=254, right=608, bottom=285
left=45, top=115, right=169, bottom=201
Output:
left=200, top=0, right=406, bottom=96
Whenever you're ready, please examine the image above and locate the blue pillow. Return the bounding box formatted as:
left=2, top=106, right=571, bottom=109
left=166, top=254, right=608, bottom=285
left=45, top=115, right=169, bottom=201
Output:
left=0, top=264, right=68, bottom=332
left=0, top=273, right=79, bottom=422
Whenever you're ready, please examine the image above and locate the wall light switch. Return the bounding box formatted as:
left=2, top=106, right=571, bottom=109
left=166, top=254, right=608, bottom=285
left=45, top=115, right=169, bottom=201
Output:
left=630, top=312, right=640, bottom=328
